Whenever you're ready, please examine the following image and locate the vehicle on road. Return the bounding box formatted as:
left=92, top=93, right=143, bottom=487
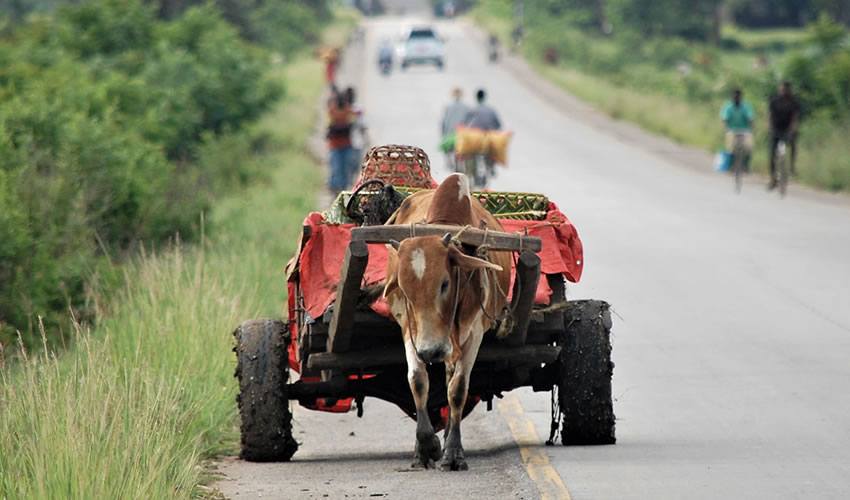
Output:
left=377, top=39, right=393, bottom=76
left=458, top=151, right=494, bottom=189
left=488, top=35, right=500, bottom=63
left=232, top=145, right=616, bottom=466
left=399, top=27, right=444, bottom=70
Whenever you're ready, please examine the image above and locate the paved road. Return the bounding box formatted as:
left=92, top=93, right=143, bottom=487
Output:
left=216, top=5, right=850, bottom=500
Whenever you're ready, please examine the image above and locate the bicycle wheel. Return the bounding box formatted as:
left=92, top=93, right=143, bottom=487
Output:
left=733, top=148, right=743, bottom=193
left=777, top=142, right=788, bottom=197
left=474, top=154, right=488, bottom=189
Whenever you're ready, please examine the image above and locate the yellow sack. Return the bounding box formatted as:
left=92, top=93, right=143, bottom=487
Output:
left=485, top=130, right=512, bottom=165
left=455, top=126, right=487, bottom=155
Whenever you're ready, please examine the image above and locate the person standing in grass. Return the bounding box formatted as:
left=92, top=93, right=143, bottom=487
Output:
left=327, top=91, right=353, bottom=196
left=768, top=81, right=801, bottom=184
left=721, top=88, right=755, bottom=171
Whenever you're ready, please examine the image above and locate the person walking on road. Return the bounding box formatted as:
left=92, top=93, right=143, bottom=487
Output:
left=768, top=81, right=801, bottom=185
left=721, top=88, right=755, bottom=171
left=345, top=86, right=370, bottom=185
left=327, top=92, right=353, bottom=196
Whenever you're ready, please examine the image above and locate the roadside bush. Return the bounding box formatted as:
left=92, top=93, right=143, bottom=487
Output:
left=0, top=0, right=284, bottom=350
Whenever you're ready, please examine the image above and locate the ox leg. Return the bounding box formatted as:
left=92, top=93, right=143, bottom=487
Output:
left=440, top=340, right=481, bottom=471
left=405, top=336, right=441, bottom=469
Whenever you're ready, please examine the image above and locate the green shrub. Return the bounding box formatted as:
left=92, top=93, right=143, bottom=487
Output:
left=0, top=0, right=288, bottom=350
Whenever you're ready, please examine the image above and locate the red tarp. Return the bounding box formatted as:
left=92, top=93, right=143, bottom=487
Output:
left=284, top=201, right=583, bottom=415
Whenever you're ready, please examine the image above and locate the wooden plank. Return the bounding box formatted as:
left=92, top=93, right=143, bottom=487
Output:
left=500, top=250, right=541, bottom=346
left=326, top=240, right=369, bottom=354
left=351, top=224, right=542, bottom=253
left=307, top=344, right=561, bottom=371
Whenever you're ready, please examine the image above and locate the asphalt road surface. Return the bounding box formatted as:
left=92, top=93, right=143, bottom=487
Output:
left=216, top=5, right=850, bottom=499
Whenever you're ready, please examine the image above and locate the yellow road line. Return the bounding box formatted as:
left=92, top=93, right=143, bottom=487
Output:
left=497, top=394, right=572, bottom=500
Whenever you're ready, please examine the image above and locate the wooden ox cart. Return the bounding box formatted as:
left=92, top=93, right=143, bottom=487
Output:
left=233, top=145, right=615, bottom=462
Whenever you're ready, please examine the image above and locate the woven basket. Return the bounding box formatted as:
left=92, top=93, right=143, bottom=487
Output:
left=357, top=144, right=436, bottom=189
left=476, top=192, right=549, bottom=219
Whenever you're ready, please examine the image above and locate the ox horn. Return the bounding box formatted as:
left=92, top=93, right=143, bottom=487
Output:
left=389, top=239, right=401, bottom=250
left=441, top=232, right=453, bottom=247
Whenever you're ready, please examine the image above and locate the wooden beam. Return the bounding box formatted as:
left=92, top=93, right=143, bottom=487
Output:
left=351, top=224, right=542, bottom=253
left=326, top=240, right=369, bottom=354
left=500, top=250, right=541, bottom=345
left=307, top=344, right=561, bottom=371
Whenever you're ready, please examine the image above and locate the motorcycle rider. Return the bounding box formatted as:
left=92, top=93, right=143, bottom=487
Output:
left=464, top=88, right=501, bottom=131
left=463, top=89, right=502, bottom=181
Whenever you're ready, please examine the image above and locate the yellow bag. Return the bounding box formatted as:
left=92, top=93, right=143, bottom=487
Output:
left=485, top=130, right=512, bottom=165
left=455, top=126, right=487, bottom=155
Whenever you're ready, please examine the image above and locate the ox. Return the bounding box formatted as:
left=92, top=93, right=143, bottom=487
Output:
left=382, top=173, right=512, bottom=470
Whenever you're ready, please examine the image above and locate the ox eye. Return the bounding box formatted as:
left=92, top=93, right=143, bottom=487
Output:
left=440, top=278, right=450, bottom=296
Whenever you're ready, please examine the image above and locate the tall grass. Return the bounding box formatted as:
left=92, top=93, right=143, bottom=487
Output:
left=0, top=12, right=355, bottom=496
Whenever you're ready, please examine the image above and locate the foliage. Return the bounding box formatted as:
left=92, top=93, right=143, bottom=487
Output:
left=0, top=0, right=290, bottom=350
left=783, top=14, right=850, bottom=121
left=606, top=0, right=720, bottom=40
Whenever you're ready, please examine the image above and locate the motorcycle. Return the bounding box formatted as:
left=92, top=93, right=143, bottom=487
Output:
left=378, top=55, right=392, bottom=75
left=488, top=36, right=500, bottom=63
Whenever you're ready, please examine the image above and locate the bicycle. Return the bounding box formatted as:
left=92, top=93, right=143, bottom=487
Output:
left=731, top=131, right=748, bottom=193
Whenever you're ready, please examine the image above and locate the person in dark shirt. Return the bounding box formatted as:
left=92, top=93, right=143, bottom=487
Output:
left=768, top=81, right=801, bottom=187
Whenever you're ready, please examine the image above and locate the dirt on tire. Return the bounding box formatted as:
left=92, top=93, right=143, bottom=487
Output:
left=234, top=318, right=298, bottom=461
left=558, top=300, right=616, bottom=445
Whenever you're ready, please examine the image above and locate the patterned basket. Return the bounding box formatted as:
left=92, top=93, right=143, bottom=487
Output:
left=475, top=192, right=549, bottom=220
left=357, top=144, right=436, bottom=189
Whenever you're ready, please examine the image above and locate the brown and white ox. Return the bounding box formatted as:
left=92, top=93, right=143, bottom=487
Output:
left=382, top=173, right=511, bottom=470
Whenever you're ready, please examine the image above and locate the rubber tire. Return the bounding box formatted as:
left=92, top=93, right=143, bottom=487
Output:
left=557, top=300, right=616, bottom=445
left=234, top=318, right=298, bottom=461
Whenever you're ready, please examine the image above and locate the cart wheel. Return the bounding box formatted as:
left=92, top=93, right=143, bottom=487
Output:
left=234, top=318, right=298, bottom=461
left=557, top=300, right=616, bottom=445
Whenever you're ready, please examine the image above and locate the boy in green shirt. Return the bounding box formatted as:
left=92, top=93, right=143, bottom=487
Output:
left=721, top=89, right=755, bottom=169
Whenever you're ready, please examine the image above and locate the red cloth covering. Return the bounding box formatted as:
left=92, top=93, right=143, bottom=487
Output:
left=284, top=202, right=583, bottom=415
left=292, top=202, right=582, bottom=323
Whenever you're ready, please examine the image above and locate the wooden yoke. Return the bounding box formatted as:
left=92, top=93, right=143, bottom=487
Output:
left=351, top=224, right=542, bottom=252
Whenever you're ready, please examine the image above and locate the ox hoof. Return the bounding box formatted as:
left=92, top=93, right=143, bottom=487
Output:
left=410, top=459, right=436, bottom=470
left=412, top=434, right=441, bottom=469
left=439, top=448, right=468, bottom=471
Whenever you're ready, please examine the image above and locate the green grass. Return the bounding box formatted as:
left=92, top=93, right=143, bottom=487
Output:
left=722, top=24, right=809, bottom=51
left=0, top=14, right=355, bottom=498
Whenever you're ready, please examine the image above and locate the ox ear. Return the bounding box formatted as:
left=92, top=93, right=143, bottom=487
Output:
left=382, top=270, right=400, bottom=299
left=448, top=245, right=503, bottom=272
